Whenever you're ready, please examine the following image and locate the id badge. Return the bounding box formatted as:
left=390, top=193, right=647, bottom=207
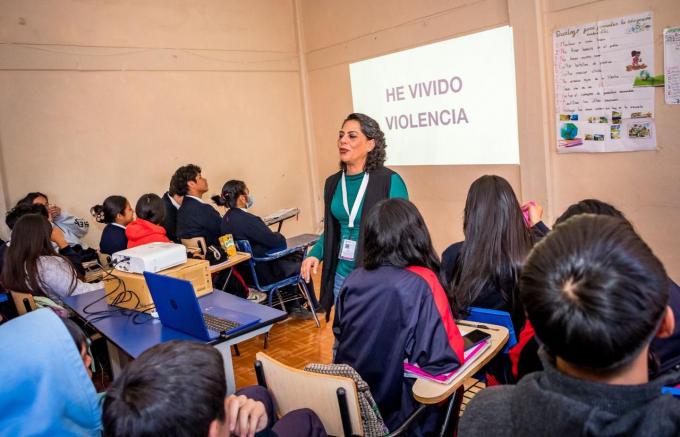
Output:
left=339, top=239, right=357, bottom=261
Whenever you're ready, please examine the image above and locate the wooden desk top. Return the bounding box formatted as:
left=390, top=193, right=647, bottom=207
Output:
left=412, top=322, right=509, bottom=404
left=209, top=251, right=252, bottom=273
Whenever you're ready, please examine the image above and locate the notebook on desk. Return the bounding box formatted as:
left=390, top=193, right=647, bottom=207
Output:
left=144, top=272, right=260, bottom=341
left=403, top=340, right=491, bottom=384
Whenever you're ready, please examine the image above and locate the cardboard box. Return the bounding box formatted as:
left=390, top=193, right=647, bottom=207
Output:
left=104, top=258, right=213, bottom=311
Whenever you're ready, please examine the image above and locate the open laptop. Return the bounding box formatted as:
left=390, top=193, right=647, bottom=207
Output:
left=144, top=272, right=260, bottom=341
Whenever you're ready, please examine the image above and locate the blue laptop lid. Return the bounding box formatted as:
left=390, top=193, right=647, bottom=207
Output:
left=144, top=271, right=216, bottom=341
left=144, top=272, right=261, bottom=341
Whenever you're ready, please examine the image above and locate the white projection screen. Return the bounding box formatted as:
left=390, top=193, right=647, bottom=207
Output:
left=350, top=26, right=520, bottom=166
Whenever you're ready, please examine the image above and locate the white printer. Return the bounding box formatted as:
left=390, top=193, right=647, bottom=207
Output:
left=111, top=242, right=187, bottom=274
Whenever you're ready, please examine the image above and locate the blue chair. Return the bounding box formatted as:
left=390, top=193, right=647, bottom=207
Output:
left=236, top=240, right=320, bottom=328
left=464, top=307, right=517, bottom=353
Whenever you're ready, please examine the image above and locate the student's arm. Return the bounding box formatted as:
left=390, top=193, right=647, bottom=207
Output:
left=408, top=271, right=464, bottom=374
left=38, top=257, right=102, bottom=300
left=53, top=212, right=90, bottom=238
left=246, top=217, right=286, bottom=251
left=389, top=173, right=409, bottom=199
left=207, top=208, right=223, bottom=243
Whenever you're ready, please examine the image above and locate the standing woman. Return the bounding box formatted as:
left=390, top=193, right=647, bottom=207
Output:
left=301, top=113, right=408, bottom=315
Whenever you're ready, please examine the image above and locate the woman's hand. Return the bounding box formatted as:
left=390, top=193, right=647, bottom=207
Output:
left=521, top=201, right=543, bottom=227
left=301, top=256, right=320, bottom=282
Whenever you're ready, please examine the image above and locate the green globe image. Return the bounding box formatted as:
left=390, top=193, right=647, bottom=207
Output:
left=560, top=122, right=578, bottom=140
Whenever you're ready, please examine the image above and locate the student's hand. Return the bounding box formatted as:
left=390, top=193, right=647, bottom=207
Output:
left=522, top=201, right=543, bottom=227
left=301, top=256, right=320, bottom=282
left=48, top=204, right=61, bottom=220
left=51, top=227, right=69, bottom=249
left=225, top=394, right=268, bottom=437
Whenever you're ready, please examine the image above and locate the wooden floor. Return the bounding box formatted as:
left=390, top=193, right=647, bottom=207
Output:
left=233, top=308, right=335, bottom=388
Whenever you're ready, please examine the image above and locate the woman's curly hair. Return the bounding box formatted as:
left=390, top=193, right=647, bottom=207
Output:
left=340, top=113, right=387, bottom=173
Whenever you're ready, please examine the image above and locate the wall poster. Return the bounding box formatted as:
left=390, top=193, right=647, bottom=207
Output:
left=553, top=12, right=656, bottom=153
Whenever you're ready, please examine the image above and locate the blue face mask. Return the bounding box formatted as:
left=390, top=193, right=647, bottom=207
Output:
left=246, top=194, right=254, bottom=209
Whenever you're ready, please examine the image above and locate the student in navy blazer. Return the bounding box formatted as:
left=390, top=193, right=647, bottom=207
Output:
left=91, top=196, right=134, bottom=255
left=214, top=180, right=319, bottom=312
left=173, top=164, right=222, bottom=248
left=162, top=185, right=183, bottom=243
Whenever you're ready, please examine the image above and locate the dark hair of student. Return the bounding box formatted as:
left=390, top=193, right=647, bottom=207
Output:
left=62, top=318, right=88, bottom=351
left=135, top=194, right=165, bottom=225
left=341, top=113, right=387, bottom=173
left=554, top=198, right=625, bottom=225
left=16, top=192, right=49, bottom=207
left=168, top=173, right=179, bottom=197
left=363, top=198, right=441, bottom=275
left=212, top=180, right=247, bottom=208
left=449, top=175, right=533, bottom=317
left=0, top=214, right=77, bottom=296
left=169, top=164, right=202, bottom=197
left=5, top=204, right=49, bottom=230
left=520, top=214, right=669, bottom=373
left=102, top=341, right=226, bottom=437
left=90, top=196, right=128, bottom=224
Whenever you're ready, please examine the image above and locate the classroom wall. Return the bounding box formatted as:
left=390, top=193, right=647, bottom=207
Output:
left=0, top=0, right=677, bottom=281
left=299, top=0, right=680, bottom=281
left=544, top=0, right=680, bottom=281
left=299, top=0, right=523, bottom=258
left=0, top=0, right=315, bottom=245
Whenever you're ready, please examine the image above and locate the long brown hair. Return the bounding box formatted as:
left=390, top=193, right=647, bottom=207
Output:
left=0, top=214, right=77, bottom=296
left=449, top=175, right=533, bottom=319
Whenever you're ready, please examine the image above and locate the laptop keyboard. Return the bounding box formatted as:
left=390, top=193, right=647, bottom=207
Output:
left=203, top=314, right=241, bottom=333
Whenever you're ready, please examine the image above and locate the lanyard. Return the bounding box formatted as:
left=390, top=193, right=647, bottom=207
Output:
left=341, top=172, right=370, bottom=229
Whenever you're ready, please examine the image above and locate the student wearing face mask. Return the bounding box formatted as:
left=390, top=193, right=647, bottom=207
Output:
left=213, top=180, right=319, bottom=316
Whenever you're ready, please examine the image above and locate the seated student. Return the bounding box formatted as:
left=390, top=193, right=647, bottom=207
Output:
left=0, top=308, right=102, bottom=436
left=162, top=175, right=184, bottom=243
left=441, top=175, right=544, bottom=330
left=91, top=195, right=134, bottom=255
left=334, top=198, right=464, bottom=435
left=460, top=215, right=680, bottom=437
left=174, top=164, right=223, bottom=250
left=16, top=191, right=90, bottom=248
left=441, top=175, right=544, bottom=384
left=510, top=199, right=680, bottom=381
left=103, top=340, right=326, bottom=437
left=126, top=194, right=171, bottom=248
left=0, top=214, right=102, bottom=308
left=4, top=203, right=88, bottom=276
left=213, top=180, right=319, bottom=313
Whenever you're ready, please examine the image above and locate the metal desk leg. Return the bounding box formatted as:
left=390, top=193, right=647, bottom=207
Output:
left=215, top=324, right=276, bottom=395
left=214, top=341, right=235, bottom=394
left=106, top=340, right=130, bottom=378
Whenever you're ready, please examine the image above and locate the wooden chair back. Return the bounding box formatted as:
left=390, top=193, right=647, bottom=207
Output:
left=97, top=251, right=112, bottom=268
left=255, top=352, right=364, bottom=436
left=181, top=237, right=208, bottom=259
left=10, top=290, right=37, bottom=315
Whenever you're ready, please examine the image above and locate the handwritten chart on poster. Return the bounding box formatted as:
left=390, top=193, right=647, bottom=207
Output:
left=553, top=12, right=656, bottom=153
left=664, top=27, right=680, bottom=105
